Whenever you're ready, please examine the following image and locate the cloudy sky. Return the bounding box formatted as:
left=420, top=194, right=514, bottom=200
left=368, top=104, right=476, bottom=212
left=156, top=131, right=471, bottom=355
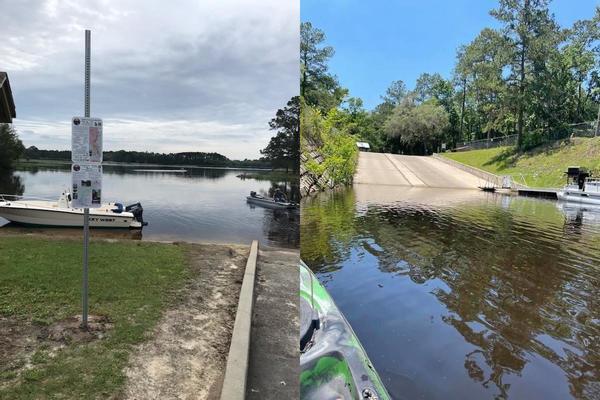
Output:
left=0, top=0, right=299, bottom=160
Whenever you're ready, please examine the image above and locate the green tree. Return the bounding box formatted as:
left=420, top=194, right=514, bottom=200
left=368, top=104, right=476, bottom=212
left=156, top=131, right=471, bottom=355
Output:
left=261, top=96, right=300, bottom=172
left=381, top=80, right=408, bottom=106
left=413, top=73, right=460, bottom=145
left=454, top=29, right=513, bottom=142
left=300, top=22, right=347, bottom=112
left=565, top=8, right=600, bottom=124
left=491, top=0, right=560, bottom=147
left=384, top=100, right=450, bottom=155
left=0, top=124, right=25, bottom=170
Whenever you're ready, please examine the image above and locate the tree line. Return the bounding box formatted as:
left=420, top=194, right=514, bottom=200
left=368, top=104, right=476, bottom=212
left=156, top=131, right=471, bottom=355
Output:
left=23, top=146, right=271, bottom=168
left=302, top=1, right=600, bottom=155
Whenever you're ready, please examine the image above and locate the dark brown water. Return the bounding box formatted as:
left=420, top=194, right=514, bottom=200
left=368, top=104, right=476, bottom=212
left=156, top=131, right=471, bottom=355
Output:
left=301, top=186, right=600, bottom=400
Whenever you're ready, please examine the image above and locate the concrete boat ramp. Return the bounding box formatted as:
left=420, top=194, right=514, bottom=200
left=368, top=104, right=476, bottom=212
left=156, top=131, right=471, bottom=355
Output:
left=354, top=152, right=483, bottom=189
left=220, top=241, right=299, bottom=400
left=354, top=152, right=560, bottom=199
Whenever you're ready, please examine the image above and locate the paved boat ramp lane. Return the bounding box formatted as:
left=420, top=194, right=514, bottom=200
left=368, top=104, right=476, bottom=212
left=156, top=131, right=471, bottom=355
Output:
left=220, top=241, right=299, bottom=400
left=354, top=152, right=483, bottom=189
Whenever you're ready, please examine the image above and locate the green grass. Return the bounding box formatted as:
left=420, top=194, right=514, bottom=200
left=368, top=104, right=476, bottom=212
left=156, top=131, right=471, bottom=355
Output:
left=0, top=236, right=187, bottom=399
left=442, top=137, right=600, bottom=188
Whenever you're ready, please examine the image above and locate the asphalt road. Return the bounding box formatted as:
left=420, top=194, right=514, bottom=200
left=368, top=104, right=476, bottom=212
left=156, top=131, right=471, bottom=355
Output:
left=354, top=152, right=483, bottom=189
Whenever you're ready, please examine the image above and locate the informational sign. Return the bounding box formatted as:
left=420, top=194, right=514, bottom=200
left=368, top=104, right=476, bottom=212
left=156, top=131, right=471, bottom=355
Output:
left=72, top=117, right=103, bottom=163
left=71, top=163, right=102, bottom=208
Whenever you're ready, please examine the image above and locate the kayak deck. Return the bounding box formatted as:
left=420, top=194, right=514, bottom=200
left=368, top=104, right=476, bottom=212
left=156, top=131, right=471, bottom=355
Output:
left=299, top=262, right=390, bottom=399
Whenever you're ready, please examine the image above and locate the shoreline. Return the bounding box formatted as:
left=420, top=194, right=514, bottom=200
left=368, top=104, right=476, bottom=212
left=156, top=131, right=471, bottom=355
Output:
left=16, top=158, right=287, bottom=172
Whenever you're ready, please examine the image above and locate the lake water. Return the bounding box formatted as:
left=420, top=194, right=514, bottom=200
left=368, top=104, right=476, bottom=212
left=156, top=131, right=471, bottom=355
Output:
left=301, top=185, right=600, bottom=400
left=0, top=164, right=299, bottom=248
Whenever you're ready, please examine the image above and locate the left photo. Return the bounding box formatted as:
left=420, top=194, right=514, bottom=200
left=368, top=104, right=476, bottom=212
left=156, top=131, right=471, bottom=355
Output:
left=0, top=1, right=299, bottom=399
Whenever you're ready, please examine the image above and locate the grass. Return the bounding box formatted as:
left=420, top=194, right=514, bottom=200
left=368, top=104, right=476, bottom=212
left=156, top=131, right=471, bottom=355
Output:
left=442, top=137, right=600, bottom=188
left=0, top=236, right=187, bottom=399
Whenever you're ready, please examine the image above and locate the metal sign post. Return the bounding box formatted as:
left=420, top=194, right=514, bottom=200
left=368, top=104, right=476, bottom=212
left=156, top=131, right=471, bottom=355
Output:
left=82, top=29, right=91, bottom=329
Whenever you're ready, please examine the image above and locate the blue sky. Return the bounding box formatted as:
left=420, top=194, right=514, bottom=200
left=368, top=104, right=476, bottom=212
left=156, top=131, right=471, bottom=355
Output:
left=301, top=0, right=598, bottom=110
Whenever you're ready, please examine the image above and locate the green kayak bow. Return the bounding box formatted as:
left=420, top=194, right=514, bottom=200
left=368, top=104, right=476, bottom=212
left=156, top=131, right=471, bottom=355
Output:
left=300, top=261, right=391, bottom=400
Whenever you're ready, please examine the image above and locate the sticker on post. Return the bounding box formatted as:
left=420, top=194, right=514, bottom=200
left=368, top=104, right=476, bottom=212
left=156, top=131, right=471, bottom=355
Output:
left=72, top=117, right=103, bottom=163
left=71, top=163, right=102, bottom=208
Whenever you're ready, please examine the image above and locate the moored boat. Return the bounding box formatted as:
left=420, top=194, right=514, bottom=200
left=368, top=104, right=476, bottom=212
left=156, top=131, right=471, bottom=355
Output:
left=246, top=191, right=297, bottom=210
left=0, top=191, right=147, bottom=229
left=300, top=261, right=390, bottom=400
left=557, top=166, right=600, bottom=205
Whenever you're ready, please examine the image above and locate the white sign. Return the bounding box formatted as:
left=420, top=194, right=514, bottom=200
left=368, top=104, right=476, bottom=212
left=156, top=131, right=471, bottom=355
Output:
left=71, top=163, right=102, bottom=208
left=72, top=117, right=103, bottom=163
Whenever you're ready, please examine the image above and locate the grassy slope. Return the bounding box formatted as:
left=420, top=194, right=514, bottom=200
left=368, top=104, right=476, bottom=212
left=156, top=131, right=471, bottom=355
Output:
left=442, top=137, right=600, bottom=188
left=0, top=237, right=187, bottom=399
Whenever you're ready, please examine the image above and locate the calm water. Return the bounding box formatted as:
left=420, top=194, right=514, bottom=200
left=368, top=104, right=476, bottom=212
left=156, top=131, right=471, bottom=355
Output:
left=301, top=185, right=600, bottom=400
left=0, top=164, right=299, bottom=248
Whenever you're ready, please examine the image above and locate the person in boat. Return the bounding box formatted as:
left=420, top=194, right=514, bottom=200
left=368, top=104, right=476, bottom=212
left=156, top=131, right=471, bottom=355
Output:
left=273, top=188, right=287, bottom=203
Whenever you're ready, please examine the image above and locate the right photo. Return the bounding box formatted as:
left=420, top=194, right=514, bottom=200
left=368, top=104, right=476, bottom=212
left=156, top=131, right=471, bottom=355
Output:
left=299, top=1, right=599, bottom=399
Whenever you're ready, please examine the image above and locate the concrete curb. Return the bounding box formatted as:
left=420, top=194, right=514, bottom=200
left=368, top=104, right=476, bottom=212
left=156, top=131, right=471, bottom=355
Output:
left=220, top=240, right=259, bottom=400
left=432, top=153, right=528, bottom=189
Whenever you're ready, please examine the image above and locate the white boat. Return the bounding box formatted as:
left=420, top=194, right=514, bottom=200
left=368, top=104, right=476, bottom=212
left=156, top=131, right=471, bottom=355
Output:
left=557, top=167, right=600, bottom=205
left=0, top=192, right=147, bottom=229
left=246, top=191, right=297, bottom=210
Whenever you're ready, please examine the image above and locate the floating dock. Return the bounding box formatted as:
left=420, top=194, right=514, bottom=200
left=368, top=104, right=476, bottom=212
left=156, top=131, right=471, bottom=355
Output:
left=516, top=188, right=559, bottom=199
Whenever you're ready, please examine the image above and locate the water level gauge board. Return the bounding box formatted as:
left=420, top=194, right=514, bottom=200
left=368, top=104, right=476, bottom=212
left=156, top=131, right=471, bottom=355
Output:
left=72, top=117, right=103, bottom=163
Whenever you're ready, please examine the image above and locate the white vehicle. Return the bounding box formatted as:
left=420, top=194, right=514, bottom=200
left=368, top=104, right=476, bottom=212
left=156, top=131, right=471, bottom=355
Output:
left=0, top=191, right=147, bottom=229
left=557, top=167, right=600, bottom=206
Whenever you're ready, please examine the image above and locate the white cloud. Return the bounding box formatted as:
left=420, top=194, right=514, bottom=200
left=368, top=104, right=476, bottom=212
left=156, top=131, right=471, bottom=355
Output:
left=0, top=0, right=299, bottom=159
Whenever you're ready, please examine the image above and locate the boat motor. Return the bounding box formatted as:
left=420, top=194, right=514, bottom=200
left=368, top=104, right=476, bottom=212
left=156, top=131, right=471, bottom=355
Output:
left=126, top=202, right=148, bottom=226
left=565, top=166, right=590, bottom=190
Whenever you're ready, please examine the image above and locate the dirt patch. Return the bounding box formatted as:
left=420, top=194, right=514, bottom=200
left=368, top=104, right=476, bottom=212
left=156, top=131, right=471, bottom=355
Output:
left=0, top=317, right=41, bottom=383
left=121, top=243, right=248, bottom=400
left=0, top=314, right=112, bottom=388
left=39, top=315, right=113, bottom=344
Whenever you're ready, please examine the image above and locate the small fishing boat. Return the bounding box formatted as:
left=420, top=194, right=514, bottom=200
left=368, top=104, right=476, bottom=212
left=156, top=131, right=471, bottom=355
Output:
left=557, top=166, right=600, bottom=205
left=0, top=191, right=147, bottom=229
left=300, top=261, right=390, bottom=400
left=246, top=191, right=297, bottom=210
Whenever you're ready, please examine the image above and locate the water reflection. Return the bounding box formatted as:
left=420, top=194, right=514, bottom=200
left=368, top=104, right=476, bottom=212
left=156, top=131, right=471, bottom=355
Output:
left=0, top=170, right=24, bottom=196
left=0, top=164, right=299, bottom=248
left=559, top=202, right=600, bottom=233
left=131, top=167, right=229, bottom=180
left=302, top=188, right=600, bottom=399
left=261, top=208, right=300, bottom=248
